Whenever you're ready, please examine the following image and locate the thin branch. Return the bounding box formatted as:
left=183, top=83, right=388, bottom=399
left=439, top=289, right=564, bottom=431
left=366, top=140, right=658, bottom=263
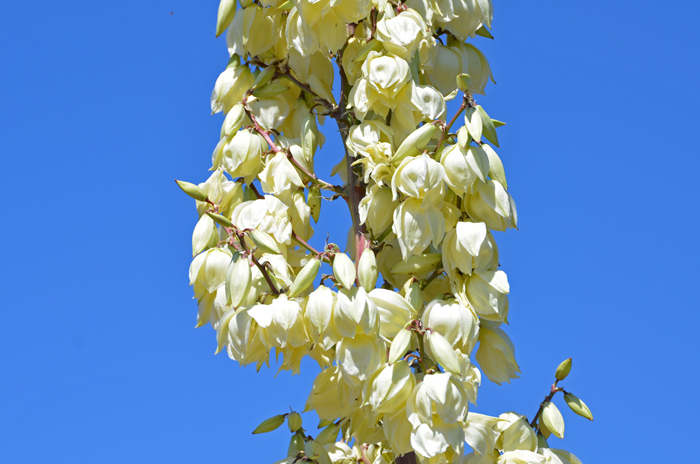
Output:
left=435, top=102, right=466, bottom=154
left=285, top=151, right=344, bottom=194
left=236, top=231, right=280, bottom=295
left=529, top=381, right=562, bottom=428
left=277, top=71, right=335, bottom=111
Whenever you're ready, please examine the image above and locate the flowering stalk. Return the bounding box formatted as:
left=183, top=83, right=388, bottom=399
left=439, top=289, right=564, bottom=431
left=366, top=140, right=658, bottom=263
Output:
left=178, top=2, right=593, bottom=463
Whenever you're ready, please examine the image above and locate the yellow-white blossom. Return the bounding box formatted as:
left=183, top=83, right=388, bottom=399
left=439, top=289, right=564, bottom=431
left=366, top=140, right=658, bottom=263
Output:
left=476, top=322, right=521, bottom=385
left=231, top=196, right=293, bottom=245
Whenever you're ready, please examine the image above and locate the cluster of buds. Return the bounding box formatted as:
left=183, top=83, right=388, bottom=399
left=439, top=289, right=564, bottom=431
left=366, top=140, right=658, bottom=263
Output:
left=178, top=1, right=592, bottom=463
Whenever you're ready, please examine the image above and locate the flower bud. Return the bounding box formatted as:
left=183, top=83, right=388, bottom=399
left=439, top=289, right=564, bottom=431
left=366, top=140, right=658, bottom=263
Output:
left=225, top=252, right=252, bottom=307
left=315, top=423, right=339, bottom=445
left=477, top=105, right=499, bottom=147
left=248, top=229, right=282, bottom=254
left=305, top=440, right=332, bottom=464
left=287, top=412, right=302, bottom=432
left=402, top=279, right=423, bottom=311
left=308, top=185, right=321, bottom=223
left=176, top=180, right=209, bottom=202
left=215, top=0, right=236, bottom=37
left=252, top=65, right=276, bottom=90
left=391, top=252, right=442, bottom=275
left=555, top=358, right=572, bottom=381
left=363, top=360, right=416, bottom=414
left=287, top=430, right=305, bottom=457
left=192, top=214, right=219, bottom=256
left=540, top=402, right=564, bottom=439
left=287, top=258, right=320, bottom=298
left=252, top=82, right=289, bottom=98
left=333, top=253, right=356, bottom=288
left=252, top=414, right=286, bottom=434
left=388, top=327, right=413, bottom=365
left=464, top=106, right=483, bottom=142
left=221, top=103, right=246, bottom=138
left=392, top=123, right=437, bottom=164
left=426, top=331, right=461, bottom=375
left=456, top=73, right=471, bottom=92
left=358, top=249, right=378, bottom=291
left=564, top=392, right=593, bottom=421
left=353, top=39, right=384, bottom=64
left=206, top=212, right=232, bottom=228
left=301, top=112, right=319, bottom=163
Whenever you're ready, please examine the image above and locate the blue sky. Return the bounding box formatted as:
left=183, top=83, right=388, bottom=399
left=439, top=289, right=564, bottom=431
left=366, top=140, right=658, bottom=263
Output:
left=1, top=1, right=699, bottom=463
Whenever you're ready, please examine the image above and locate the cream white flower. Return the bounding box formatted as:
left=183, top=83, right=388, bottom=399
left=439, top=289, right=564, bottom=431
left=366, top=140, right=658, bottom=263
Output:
left=363, top=360, right=416, bottom=415
left=393, top=197, right=446, bottom=259
left=422, top=298, right=479, bottom=353
left=376, top=9, right=428, bottom=60
left=476, top=322, right=520, bottom=385
left=441, top=143, right=490, bottom=196
left=211, top=62, right=255, bottom=114
left=259, top=151, right=304, bottom=196
left=465, top=179, right=518, bottom=232
left=220, top=129, right=266, bottom=181
left=392, top=153, right=446, bottom=209
left=231, top=196, right=293, bottom=245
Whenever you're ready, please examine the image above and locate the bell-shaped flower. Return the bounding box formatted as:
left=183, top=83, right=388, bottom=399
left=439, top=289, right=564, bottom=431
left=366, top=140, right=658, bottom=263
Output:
left=462, top=412, right=501, bottom=456
left=349, top=52, right=412, bottom=119
left=392, top=153, right=446, bottom=209
left=426, top=44, right=464, bottom=99
left=495, top=412, right=537, bottom=453
left=226, top=5, right=282, bottom=59
left=497, top=450, right=548, bottom=464
left=304, top=285, right=341, bottom=350
left=465, top=179, right=518, bottom=232
left=211, top=62, right=255, bottom=115
left=390, top=82, right=446, bottom=142
left=231, top=195, right=293, bottom=245
left=189, top=247, right=232, bottom=293
left=540, top=449, right=583, bottom=464
left=406, top=373, right=470, bottom=458
left=422, top=298, right=479, bottom=353
left=450, top=40, right=494, bottom=95
left=247, top=294, right=308, bottom=350
left=304, top=366, right=363, bottom=421
left=220, top=129, right=266, bottom=182
left=259, top=151, right=304, bottom=196
left=336, top=333, right=384, bottom=381
left=334, top=287, right=380, bottom=338
left=359, top=184, right=399, bottom=236
left=464, top=270, right=510, bottom=322
left=443, top=223, right=499, bottom=278
left=363, top=360, right=416, bottom=415
left=287, top=49, right=336, bottom=104
left=248, top=93, right=291, bottom=130
left=376, top=9, right=428, bottom=60
left=475, top=322, right=520, bottom=385
left=347, top=120, right=395, bottom=184
left=441, top=143, right=490, bottom=196
left=393, top=197, right=446, bottom=259
left=369, top=288, right=416, bottom=339
left=440, top=0, right=490, bottom=41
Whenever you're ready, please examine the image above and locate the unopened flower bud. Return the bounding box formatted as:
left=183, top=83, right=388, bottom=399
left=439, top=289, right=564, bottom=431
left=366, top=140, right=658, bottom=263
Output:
left=252, top=414, right=286, bottom=434
left=353, top=39, right=384, bottom=63
left=252, top=82, right=289, bottom=98
left=540, top=402, right=565, bottom=439
left=315, top=423, right=339, bottom=445
left=287, top=430, right=305, bottom=457
left=426, top=331, right=461, bottom=375
left=206, top=212, right=232, bottom=228
left=358, top=249, right=378, bottom=291
left=308, top=185, right=321, bottom=223
left=287, top=412, right=302, bottom=432
left=564, top=392, right=593, bottom=421
left=287, top=258, right=320, bottom=298
left=392, top=123, right=437, bottom=164
left=221, top=103, right=246, bottom=138
left=555, top=358, right=572, bottom=381
left=248, top=229, right=282, bottom=254
left=402, top=279, right=423, bottom=311
left=456, top=73, right=471, bottom=92
left=301, top=112, right=319, bottom=163
left=333, top=253, right=356, bottom=288
left=215, top=0, right=236, bottom=37
left=388, top=327, right=413, bottom=365
left=176, top=180, right=208, bottom=202
left=252, top=65, right=276, bottom=90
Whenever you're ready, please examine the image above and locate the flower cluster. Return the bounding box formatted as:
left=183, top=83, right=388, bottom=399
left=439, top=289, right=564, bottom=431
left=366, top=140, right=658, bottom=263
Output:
left=178, top=1, right=591, bottom=463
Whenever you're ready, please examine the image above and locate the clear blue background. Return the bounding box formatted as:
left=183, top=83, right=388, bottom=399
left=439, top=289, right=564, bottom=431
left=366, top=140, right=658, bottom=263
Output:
left=1, top=1, right=698, bottom=462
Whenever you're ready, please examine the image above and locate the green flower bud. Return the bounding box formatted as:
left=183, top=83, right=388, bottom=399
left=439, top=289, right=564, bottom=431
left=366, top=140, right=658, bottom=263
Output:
left=252, top=83, right=289, bottom=98
left=206, top=212, right=232, bottom=228
left=426, top=331, right=461, bottom=375
left=301, top=113, right=319, bottom=164
left=456, top=73, right=471, bottom=92
left=477, top=105, right=499, bottom=147
left=391, top=253, right=442, bottom=275
left=248, top=229, right=282, bottom=254
left=317, top=419, right=333, bottom=429
left=287, top=431, right=305, bottom=457
left=537, top=433, right=549, bottom=450
left=388, top=328, right=413, bottom=365
left=215, top=0, right=236, bottom=37
left=287, top=412, right=302, bottom=432
left=277, top=0, right=294, bottom=10
left=176, top=180, right=208, bottom=202
left=221, top=103, right=246, bottom=138
left=402, top=279, right=423, bottom=311
left=358, top=249, right=378, bottom=291
left=392, top=123, right=438, bottom=164
left=564, top=392, right=593, bottom=421
left=464, top=106, right=483, bottom=142
left=555, top=358, right=572, bottom=381
left=308, top=185, right=321, bottom=223
left=252, top=414, right=286, bottom=434
left=287, top=258, right=320, bottom=298
left=353, top=39, right=384, bottom=63
left=540, top=402, right=564, bottom=439
left=252, top=65, right=276, bottom=90
left=315, top=423, right=339, bottom=445
left=333, top=253, right=356, bottom=289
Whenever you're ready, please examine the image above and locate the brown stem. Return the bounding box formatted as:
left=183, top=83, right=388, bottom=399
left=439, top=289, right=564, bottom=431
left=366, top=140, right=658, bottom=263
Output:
left=237, top=231, right=280, bottom=295
left=435, top=102, right=466, bottom=154
left=285, top=151, right=343, bottom=194
left=529, top=381, right=561, bottom=428
left=277, top=71, right=335, bottom=111
left=244, top=106, right=282, bottom=153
